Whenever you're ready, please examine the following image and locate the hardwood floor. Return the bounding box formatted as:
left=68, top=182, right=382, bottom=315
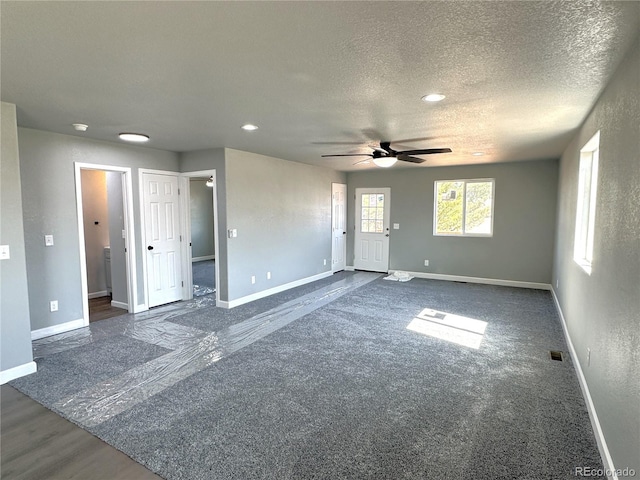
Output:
left=1, top=385, right=161, bottom=480
left=89, top=296, right=127, bottom=323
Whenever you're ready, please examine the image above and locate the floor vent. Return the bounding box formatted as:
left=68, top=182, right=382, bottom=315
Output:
left=550, top=350, right=563, bottom=361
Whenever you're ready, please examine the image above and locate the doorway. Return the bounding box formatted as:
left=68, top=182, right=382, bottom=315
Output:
left=74, top=163, right=137, bottom=326
left=180, top=170, right=220, bottom=304
left=189, top=177, right=216, bottom=296
left=354, top=187, right=391, bottom=272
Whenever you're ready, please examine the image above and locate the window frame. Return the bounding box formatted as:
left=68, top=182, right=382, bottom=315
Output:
left=433, top=178, right=495, bottom=237
left=573, top=131, right=600, bottom=275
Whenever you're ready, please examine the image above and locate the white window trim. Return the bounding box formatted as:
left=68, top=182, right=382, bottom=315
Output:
left=433, top=178, right=495, bottom=237
left=574, top=131, right=600, bottom=275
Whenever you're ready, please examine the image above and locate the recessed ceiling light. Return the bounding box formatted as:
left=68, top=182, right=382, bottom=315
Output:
left=119, top=133, right=149, bottom=143
left=472, top=152, right=485, bottom=156
left=422, top=94, right=446, bottom=102
left=73, top=123, right=88, bottom=132
left=241, top=124, right=259, bottom=131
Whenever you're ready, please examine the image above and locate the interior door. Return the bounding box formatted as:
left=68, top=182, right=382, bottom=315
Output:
left=143, top=172, right=183, bottom=307
left=354, top=187, right=390, bottom=272
left=331, top=183, right=347, bottom=272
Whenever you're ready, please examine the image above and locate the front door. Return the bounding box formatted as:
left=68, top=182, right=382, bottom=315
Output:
left=354, top=188, right=390, bottom=272
left=331, top=183, right=347, bottom=272
left=142, top=172, right=183, bottom=307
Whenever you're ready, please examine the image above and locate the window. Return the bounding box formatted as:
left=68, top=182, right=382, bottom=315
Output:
left=360, top=193, right=385, bottom=233
left=574, top=131, right=600, bottom=274
left=434, top=179, right=494, bottom=236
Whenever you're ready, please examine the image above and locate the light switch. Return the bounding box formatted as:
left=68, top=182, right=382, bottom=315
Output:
left=45, top=234, right=54, bottom=246
left=393, top=223, right=400, bottom=230
left=0, top=245, right=10, bottom=260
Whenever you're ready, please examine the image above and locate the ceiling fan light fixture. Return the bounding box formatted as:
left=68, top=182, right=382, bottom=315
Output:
left=73, top=123, right=88, bottom=132
left=241, top=123, right=259, bottom=131
left=472, top=152, right=485, bottom=156
left=422, top=93, right=446, bottom=102
left=119, top=133, right=149, bottom=143
left=373, top=156, right=398, bottom=168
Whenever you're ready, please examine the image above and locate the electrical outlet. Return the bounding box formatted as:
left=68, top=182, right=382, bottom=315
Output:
left=424, top=260, right=429, bottom=266
left=587, top=348, right=591, bottom=366
left=50, top=300, right=58, bottom=312
left=251, top=275, right=256, bottom=285
left=45, top=234, right=54, bottom=246
left=267, top=271, right=271, bottom=280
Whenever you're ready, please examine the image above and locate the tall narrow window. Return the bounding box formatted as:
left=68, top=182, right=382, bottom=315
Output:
left=574, top=131, right=600, bottom=274
left=434, top=179, right=494, bottom=236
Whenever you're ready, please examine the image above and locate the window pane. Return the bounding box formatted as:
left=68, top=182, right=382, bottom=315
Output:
left=362, top=194, right=370, bottom=207
left=376, top=207, right=384, bottom=220
left=435, top=181, right=463, bottom=234
left=361, top=208, right=369, bottom=220
left=375, top=220, right=383, bottom=233
left=377, top=194, right=384, bottom=206
left=465, top=182, right=493, bottom=234
left=369, top=194, right=377, bottom=206
left=361, top=220, right=368, bottom=233
left=368, top=220, right=377, bottom=232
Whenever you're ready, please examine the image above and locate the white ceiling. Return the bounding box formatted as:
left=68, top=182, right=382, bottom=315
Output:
left=1, top=1, right=638, bottom=171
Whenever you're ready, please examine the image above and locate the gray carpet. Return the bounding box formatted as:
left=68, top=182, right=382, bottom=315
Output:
left=193, top=260, right=215, bottom=297
left=10, top=274, right=605, bottom=479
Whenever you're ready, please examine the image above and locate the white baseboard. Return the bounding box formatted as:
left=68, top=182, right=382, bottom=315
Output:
left=88, top=290, right=108, bottom=299
left=345, top=266, right=355, bottom=271
left=192, top=255, right=215, bottom=262
left=550, top=289, right=617, bottom=480
left=1, top=361, right=37, bottom=384
left=220, top=271, right=333, bottom=309
left=111, top=300, right=128, bottom=310
left=31, top=318, right=85, bottom=340
left=389, top=270, right=551, bottom=290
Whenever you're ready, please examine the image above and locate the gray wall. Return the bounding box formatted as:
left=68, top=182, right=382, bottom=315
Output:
left=80, top=169, right=109, bottom=295
left=347, top=160, right=558, bottom=283
left=224, top=148, right=346, bottom=301
left=107, top=171, right=127, bottom=305
left=1, top=102, right=34, bottom=374
left=180, top=148, right=228, bottom=299
left=189, top=178, right=215, bottom=259
left=18, top=128, right=179, bottom=331
left=553, top=35, right=640, bottom=474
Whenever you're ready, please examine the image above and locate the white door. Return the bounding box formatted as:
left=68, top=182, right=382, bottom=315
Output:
left=331, top=183, right=347, bottom=272
left=354, top=188, right=390, bottom=272
left=143, top=173, right=183, bottom=307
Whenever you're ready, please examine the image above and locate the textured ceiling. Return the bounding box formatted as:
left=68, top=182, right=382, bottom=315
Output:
left=1, top=1, right=638, bottom=171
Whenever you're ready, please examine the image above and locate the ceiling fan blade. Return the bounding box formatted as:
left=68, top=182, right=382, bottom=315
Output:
left=396, top=148, right=452, bottom=155
left=397, top=155, right=426, bottom=164
left=353, top=158, right=371, bottom=165
left=369, top=144, right=388, bottom=154
left=321, top=154, right=374, bottom=158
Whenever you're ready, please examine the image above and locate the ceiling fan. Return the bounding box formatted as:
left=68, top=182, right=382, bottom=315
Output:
left=322, top=141, right=452, bottom=167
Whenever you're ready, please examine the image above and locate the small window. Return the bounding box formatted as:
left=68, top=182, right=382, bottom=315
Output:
left=434, top=179, right=494, bottom=236
left=574, top=131, right=600, bottom=274
left=360, top=193, right=385, bottom=233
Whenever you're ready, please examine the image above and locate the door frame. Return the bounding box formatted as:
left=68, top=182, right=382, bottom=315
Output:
left=331, top=182, right=347, bottom=273
left=179, top=170, right=220, bottom=306
left=74, top=162, right=138, bottom=326
left=354, top=187, right=391, bottom=273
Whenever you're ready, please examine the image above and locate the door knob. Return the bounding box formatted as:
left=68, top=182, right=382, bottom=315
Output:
left=147, top=245, right=154, bottom=250
left=385, top=234, right=389, bottom=237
